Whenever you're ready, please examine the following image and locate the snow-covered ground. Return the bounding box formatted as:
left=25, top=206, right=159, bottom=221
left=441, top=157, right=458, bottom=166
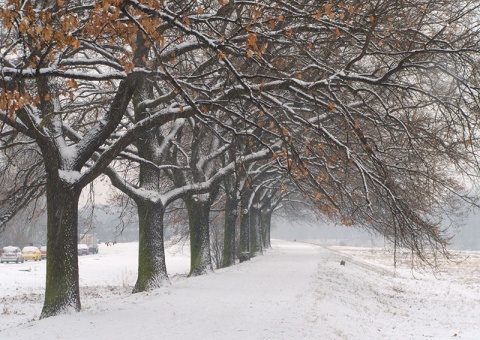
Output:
left=1, top=240, right=479, bottom=339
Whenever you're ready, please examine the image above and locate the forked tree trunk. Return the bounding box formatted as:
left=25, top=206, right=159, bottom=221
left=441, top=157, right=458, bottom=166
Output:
left=131, top=71, right=170, bottom=292
left=221, top=194, right=238, bottom=268
left=41, top=179, right=81, bottom=318
left=133, top=200, right=168, bottom=292
left=185, top=196, right=213, bottom=276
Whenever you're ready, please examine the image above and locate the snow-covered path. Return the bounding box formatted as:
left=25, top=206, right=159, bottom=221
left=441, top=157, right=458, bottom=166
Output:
left=1, top=240, right=479, bottom=339
left=2, top=240, right=321, bottom=339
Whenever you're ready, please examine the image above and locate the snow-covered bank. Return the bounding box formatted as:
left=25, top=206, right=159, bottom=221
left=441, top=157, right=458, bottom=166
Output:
left=1, top=240, right=479, bottom=339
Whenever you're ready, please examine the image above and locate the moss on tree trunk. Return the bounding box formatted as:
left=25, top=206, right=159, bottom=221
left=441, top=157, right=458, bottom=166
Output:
left=133, top=200, right=168, bottom=293
left=249, top=204, right=263, bottom=257
left=41, top=181, right=81, bottom=318
left=221, top=195, right=238, bottom=268
left=186, top=196, right=213, bottom=276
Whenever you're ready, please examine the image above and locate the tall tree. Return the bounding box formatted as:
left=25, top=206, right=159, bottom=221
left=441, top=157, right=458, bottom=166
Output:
left=0, top=0, right=192, bottom=316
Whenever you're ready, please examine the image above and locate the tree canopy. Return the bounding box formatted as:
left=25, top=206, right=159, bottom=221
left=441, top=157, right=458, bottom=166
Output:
left=1, top=0, right=480, bottom=317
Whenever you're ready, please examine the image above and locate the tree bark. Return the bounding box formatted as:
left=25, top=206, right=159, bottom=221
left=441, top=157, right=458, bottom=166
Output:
left=185, top=195, right=213, bottom=276
left=249, top=203, right=263, bottom=257
left=221, top=194, right=238, bottom=268
left=41, top=179, right=81, bottom=318
left=133, top=199, right=168, bottom=292
left=261, top=207, right=272, bottom=249
left=238, top=192, right=251, bottom=262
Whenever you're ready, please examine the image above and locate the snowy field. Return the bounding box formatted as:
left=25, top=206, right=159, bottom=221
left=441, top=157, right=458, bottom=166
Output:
left=1, top=240, right=479, bottom=339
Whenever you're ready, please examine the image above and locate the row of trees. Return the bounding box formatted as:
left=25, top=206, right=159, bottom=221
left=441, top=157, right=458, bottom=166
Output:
left=1, top=0, right=480, bottom=318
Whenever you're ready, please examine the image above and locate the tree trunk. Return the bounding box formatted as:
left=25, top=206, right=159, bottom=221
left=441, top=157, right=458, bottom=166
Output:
left=238, top=194, right=250, bottom=262
left=41, top=179, right=81, bottom=318
left=131, top=73, right=169, bottom=292
left=221, top=194, right=238, bottom=268
left=249, top=204, right=263, bottom=257
left=133, top=200, right=168, bottom=293
left=261, top=207, right=272, bottom=249
left=185, top=196, right=213, bottom=276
